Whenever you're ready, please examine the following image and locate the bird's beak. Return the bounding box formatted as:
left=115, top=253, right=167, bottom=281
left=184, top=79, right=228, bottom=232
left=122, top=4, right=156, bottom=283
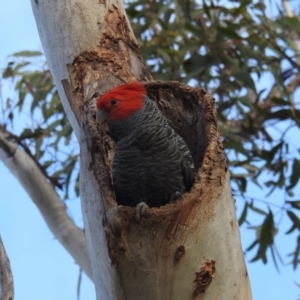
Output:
left=96, top=110, right=109, bottom=124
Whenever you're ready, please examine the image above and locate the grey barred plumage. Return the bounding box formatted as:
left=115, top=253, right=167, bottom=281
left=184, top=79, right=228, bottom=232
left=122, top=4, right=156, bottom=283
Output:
left=105, top=95, right=195, bottom=207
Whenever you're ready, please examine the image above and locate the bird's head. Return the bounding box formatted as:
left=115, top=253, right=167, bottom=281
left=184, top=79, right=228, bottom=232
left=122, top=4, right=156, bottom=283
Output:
left=96, top=82, right=146, bottom=123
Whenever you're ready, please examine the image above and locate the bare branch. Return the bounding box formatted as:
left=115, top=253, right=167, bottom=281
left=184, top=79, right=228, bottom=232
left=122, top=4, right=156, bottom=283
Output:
left=0, top=126, right=92, bottom=280
left=0, top=235, right=13, bottom=300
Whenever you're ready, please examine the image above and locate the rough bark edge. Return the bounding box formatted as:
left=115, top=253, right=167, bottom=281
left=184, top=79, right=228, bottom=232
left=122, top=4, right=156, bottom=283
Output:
left=68, top=5, right=152, bottom=115
left=0, top=235, right=14, bottom=300
left=145, top=81, right=210, bottom=169
left=82, top=80, right=226, bottom=265
left=0, top=127, right=92, bottom=280
left=193, top=259, right=216, bottom=297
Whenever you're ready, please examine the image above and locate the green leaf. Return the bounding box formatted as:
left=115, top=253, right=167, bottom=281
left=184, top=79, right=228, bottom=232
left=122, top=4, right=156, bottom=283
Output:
left=35, top=136, right=44, bottom=160
left=8, top=112, right=13, bottom=122
left=13, top=62, right=31, bottom=73
left=156, top=48, right=171, bottom=63
left=232, top=70, right=256, bottom=91
left=286, top=200, right=300, bottom=210
left=234, top=176, right=247, bottom=193
left=287, top=159, right=300, bottom=190
left=280, top=16, right=300, bottom=29
left=202, top=2, right=210, bottom=18
left=293, top=236, right=300, bottom=269
left=239, top=202, right=248, bottom=226
left=245, top=239, right=258, bottom=252
left=270, top=97, right=290, bottom=106
left=217, top=26, right=242, bottom=40
left=286, top=224, right=297, bottom=235
left=184, top=54, right=221, bottom=74
left=250, top=211, right=275, bottom=264
left=239, top=96, right=254, bottom=108
left=225, top=141, right=249, bottom=157
left=12, top=50, right=43, bottom=57
left=2, top=67, right=14, bottom=78
left=19, top=128, right=33, bottom=139
left=248, top=204, right=267, bottom=215
left=270, top=245, right=280, bottom=273
left=268, top=141, right=284, bottom=162
left=287, top=211, right=300, bottom=231
left=42, top=160, right=55, bottom=169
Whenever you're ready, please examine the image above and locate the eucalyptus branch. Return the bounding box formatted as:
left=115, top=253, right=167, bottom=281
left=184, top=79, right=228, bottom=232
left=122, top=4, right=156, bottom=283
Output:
left=0, top=125, right=92, bottom=280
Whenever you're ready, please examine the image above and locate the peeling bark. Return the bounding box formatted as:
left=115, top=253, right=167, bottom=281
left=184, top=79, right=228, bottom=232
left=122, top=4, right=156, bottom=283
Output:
left=193, top=260, right=216, bottom=296
left=31, top=0, right=251, bottom=299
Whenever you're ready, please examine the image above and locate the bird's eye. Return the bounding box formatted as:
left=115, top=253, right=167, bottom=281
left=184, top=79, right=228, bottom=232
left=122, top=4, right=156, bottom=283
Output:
left=111, top=99, right=118, bottom=106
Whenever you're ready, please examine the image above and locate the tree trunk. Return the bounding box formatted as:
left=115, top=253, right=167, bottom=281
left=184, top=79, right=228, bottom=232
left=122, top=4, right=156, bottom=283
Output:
left=30, top=0, right=252, bottom=299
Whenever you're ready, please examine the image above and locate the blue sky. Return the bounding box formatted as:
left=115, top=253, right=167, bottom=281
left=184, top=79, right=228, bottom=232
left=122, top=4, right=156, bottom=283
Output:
left=0, top=1, right=300, bottom=300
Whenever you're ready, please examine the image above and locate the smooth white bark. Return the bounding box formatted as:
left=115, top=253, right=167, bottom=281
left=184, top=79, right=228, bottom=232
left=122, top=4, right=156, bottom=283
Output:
left=30, top=0, right=252, bottom=299
left=0, top=128, right=92, bottom=280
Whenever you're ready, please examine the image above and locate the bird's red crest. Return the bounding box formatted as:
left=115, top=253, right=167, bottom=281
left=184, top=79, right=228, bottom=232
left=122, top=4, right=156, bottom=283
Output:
left=96, top=82, right=146, bottom=121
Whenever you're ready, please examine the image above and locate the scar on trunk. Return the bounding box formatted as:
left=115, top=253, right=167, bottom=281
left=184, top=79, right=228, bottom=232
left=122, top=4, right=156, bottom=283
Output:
left=193, top=259, right=216, bottom=296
